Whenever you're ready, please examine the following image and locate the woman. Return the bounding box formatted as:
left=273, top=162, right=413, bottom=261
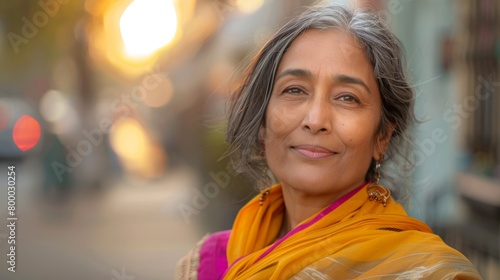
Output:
left=176, top=4, right=481, bottom=280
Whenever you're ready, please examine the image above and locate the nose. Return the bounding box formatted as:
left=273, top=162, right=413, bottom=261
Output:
left=301, top=96, right=332, bottom=134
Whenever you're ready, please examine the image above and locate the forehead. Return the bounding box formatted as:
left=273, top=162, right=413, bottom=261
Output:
left=276, top=28, right=375, bottom=79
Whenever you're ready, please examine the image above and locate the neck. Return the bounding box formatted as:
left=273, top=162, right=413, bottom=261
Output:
left=280, top=183, right=362, bottom=234
left=281, top=191, right=329, bottom=233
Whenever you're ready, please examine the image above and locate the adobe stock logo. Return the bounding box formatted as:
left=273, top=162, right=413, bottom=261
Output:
left=7, top=0, right=70, bottom=54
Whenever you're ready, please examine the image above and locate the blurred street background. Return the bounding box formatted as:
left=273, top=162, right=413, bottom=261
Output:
left=0, top=0, right=499, bottom=279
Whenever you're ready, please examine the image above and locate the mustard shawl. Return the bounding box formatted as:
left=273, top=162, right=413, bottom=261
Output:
left=223, top=184, right=481, bottom=279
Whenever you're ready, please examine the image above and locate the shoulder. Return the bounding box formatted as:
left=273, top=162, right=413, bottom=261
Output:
left=175, top=230, right=231, bottom=280
left=383, top=230, right=482, bottom=279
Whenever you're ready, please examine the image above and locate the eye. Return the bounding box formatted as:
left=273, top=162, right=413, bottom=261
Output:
left=337, top=95, right=359, bottom=103
left=283, top=87, right=305, bottom=95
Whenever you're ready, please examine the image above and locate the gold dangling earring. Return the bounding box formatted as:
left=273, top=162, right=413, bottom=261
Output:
left=258, top=138, right=270, bottom=206
left=259, top=188, right=270, bottom=206
left=367, top=155, right=391, bottom=207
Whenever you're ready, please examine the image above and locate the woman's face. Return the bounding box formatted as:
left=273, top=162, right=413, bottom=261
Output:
left=262, top=29, right=392, bottom=198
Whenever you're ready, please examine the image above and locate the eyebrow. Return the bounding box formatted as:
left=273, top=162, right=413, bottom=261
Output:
left=275, top=68, right=312, bottom=80
left=275, top=68, right=371, bottom=94
left=333, top=74, right=371, bottom=94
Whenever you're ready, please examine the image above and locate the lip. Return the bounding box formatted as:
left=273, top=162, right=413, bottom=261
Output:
left=291, top=144, right=337, bottom=159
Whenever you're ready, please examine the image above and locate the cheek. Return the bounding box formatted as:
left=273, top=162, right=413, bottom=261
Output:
left=263, top=105, right=299, bottom=168
left=338, top=116, right=379, bottom=150
left=265, top=103, right=302, bottom=139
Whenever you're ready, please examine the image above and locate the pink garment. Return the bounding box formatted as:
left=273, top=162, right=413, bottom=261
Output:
left=197, top=230, right=231, bottom=280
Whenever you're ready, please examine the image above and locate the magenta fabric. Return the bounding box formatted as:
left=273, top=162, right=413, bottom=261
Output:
left=197, top=230, right=231, bottom=280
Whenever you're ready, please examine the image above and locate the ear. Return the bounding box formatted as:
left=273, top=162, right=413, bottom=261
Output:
left=373, top=123, right=395, bottom=161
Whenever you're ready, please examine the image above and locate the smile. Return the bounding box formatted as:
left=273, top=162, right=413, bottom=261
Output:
left=291, top=145, right=337, bottom=159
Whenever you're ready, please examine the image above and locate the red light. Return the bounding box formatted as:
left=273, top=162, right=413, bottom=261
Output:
left=12, top=115, right=41, bottom=152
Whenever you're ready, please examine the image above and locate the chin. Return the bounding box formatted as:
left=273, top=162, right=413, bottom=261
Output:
left=275, top=163, right=367, bottom=196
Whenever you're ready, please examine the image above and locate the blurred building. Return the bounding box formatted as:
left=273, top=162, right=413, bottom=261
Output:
left=391, top=1, right=499, bottom=278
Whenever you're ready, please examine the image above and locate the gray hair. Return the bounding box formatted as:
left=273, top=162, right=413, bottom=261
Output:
left=226, top=4, right=415, bottom=199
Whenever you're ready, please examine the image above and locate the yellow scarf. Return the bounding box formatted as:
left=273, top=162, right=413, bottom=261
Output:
left=223, top=184, right=481, bottom=279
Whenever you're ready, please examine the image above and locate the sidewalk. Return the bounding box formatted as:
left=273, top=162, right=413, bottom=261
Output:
left=0, top=164, right=202, bottom=280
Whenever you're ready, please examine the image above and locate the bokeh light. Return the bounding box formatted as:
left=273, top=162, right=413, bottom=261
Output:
left=110, top=117, right=166, bottom=178
left=143, top=77, right=174, bottom=107
left=110, top=118, right=149, bottom=162
left=120, top=0, right=178, bottom=59
left=235, top=0, right=265, bottom=13
left=12, top=115, right=41, bottom=152
left=39, top=90, right=69, bottom=123
left=39, top=89, right=79, bottom=136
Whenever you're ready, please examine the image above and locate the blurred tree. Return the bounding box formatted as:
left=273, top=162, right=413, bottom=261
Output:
left=0, top=0, right=85, bottom=88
